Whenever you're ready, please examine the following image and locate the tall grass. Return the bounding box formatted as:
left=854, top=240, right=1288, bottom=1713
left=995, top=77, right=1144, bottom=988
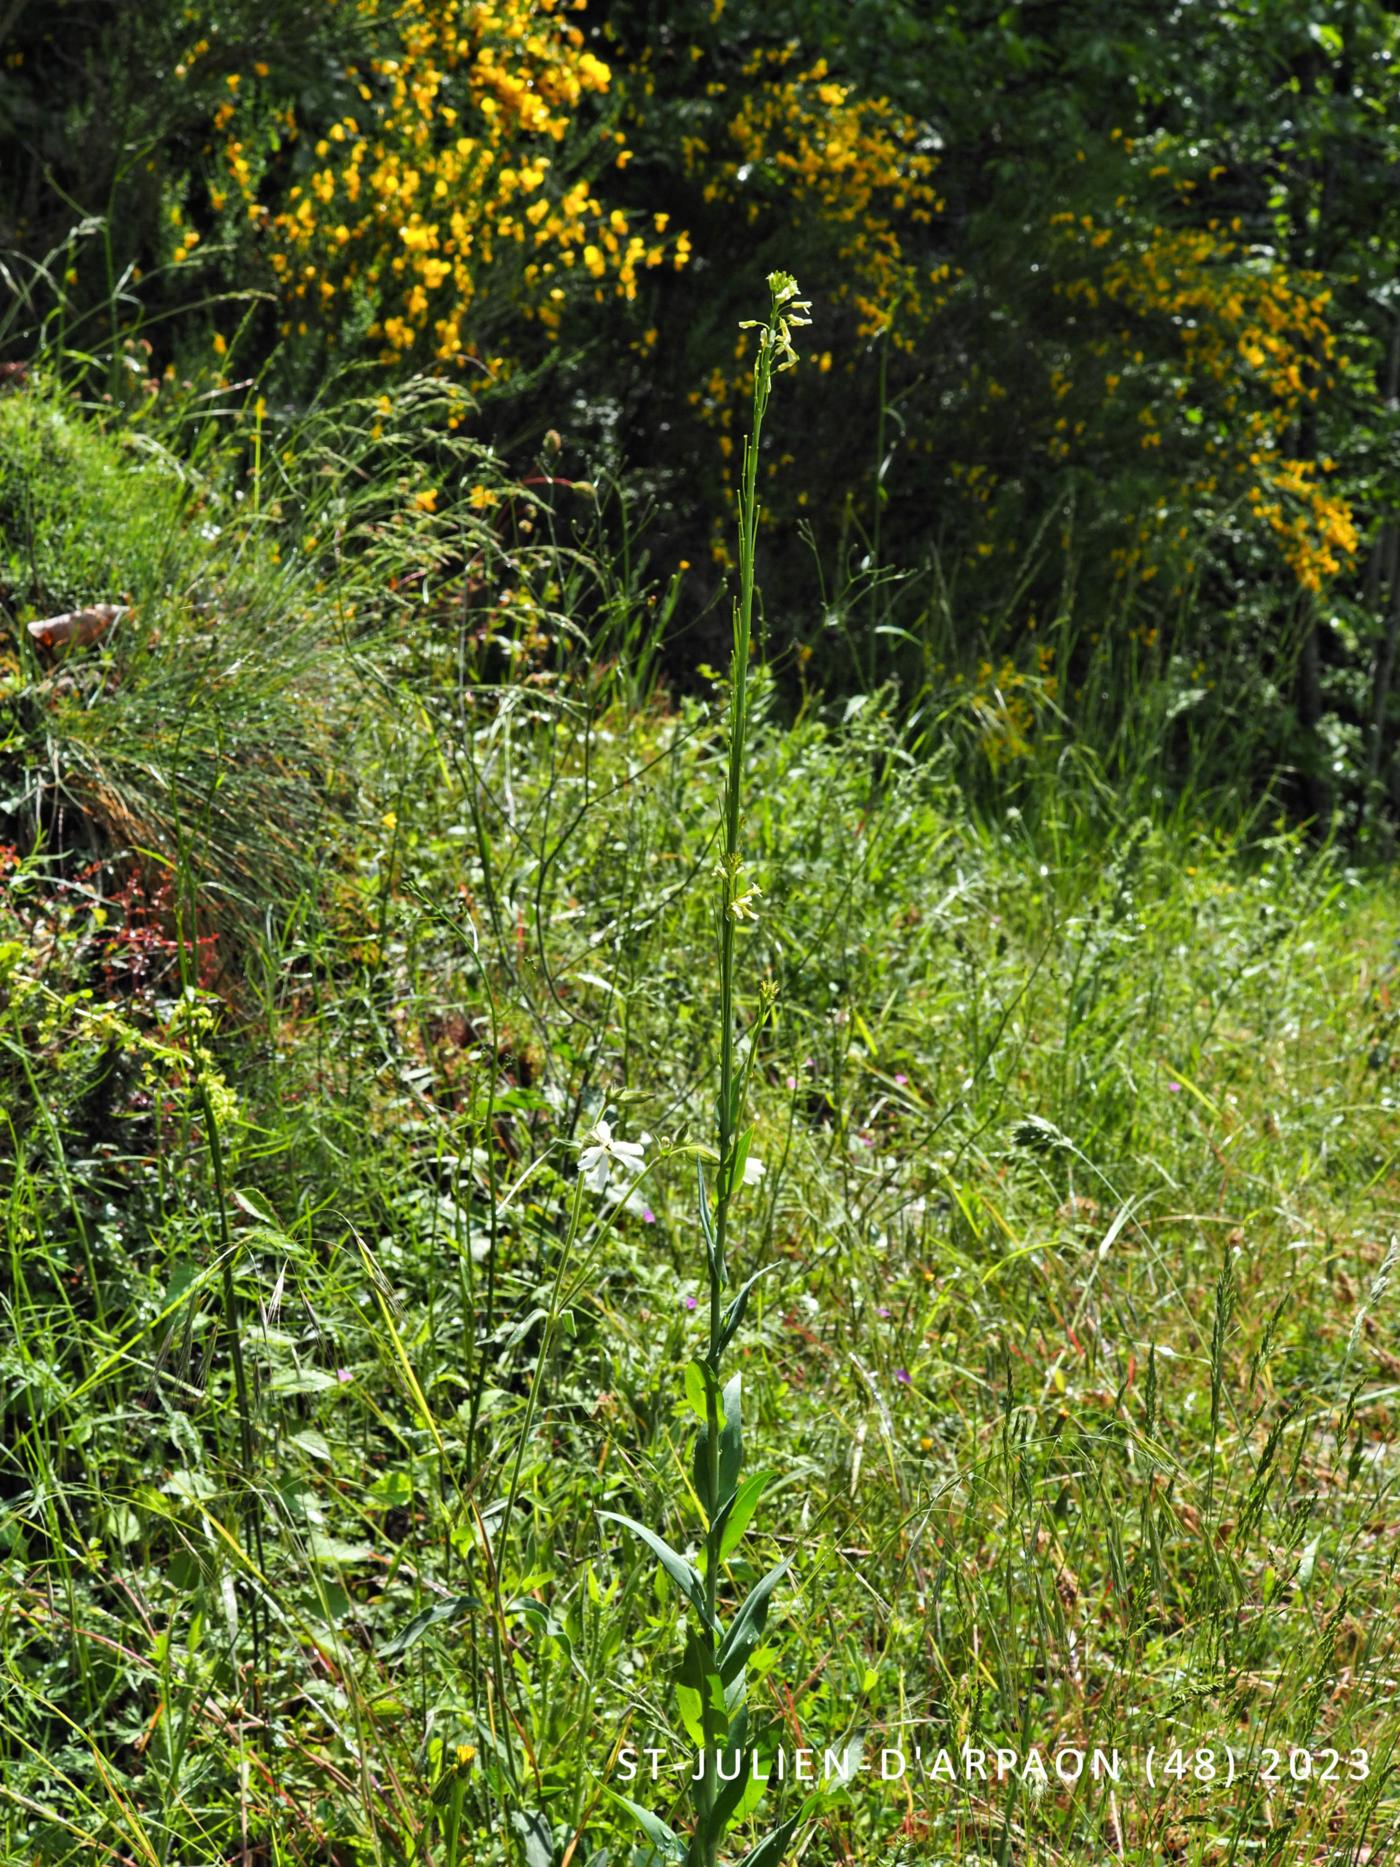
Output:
left=1, top=309, right=1398, bottom=1867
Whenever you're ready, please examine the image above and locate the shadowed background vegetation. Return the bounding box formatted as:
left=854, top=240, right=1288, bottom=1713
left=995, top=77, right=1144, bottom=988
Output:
left=1, top=2, right=1398, bottom=1863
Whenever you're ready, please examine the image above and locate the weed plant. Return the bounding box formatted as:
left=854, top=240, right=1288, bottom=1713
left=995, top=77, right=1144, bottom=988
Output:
left=600, top=273, right=814, bottom=1867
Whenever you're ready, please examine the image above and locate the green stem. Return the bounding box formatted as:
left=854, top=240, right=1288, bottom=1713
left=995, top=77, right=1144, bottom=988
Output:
left=197, top=1044, right=264, bottom=1699
left=693, top=290, right=781, bottom=1867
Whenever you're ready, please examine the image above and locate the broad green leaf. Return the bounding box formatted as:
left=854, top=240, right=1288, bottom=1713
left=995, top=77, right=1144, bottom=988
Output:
left=683, top=1359, right=723, bottom=1427
left=510, top=1808, right=554, bottom=1867
left=368, top=1468, right=413, bottom=1510
left=306, top=1534, right=375, bottom=1565
left=104, top=1504, right=140, bottom=1546
left=676, top=1630, right=727, bottom=1750
left=268, top=1366, right=342, bottom=1395
left=231, top=1186, right=279, bottom=1225
left=163, top=1470, right=219, bottom=1501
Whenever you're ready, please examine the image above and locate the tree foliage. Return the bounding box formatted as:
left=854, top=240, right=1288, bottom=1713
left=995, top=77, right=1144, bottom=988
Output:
left=3, top=0, right=1400, bottom=821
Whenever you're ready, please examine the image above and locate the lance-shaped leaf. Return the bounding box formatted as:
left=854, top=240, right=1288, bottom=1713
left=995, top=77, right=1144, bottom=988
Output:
left=717, top=1558, right=791, bottom=1685
left=602, top=1789, right=686, bottom=1863
left=697, top=1161, right=723, bottom=1286
left=717, top=1264, right=781, bottom=1357
left=600, top=1512, right=720, bottom=1637
left=719, top=1371, right=743, bottom=1503
left=378, top=1592, right=480, bottom=1659
left=738, top=1814, right=801, bottom=1867
left=675, top=1629, right=728, bottom=1751
left=713, top=1470, right=774, bottom=1565
left=711, top=1711, right=783, bottom=1834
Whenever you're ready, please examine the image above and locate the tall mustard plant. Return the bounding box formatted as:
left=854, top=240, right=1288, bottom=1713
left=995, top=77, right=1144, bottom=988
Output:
left=602, top=272, right=811, bottom=1867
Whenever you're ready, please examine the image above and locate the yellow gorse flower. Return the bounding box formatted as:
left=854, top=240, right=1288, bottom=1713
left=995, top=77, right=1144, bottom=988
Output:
left=1044, top=164, right=1360, bottom=595
left=202, top=0, right=688, bottom=372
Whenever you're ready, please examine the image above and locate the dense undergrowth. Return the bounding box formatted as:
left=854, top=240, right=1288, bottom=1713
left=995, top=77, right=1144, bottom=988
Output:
left=1, top=361, right=1398, bottom=1865
left=7, top=0, right=1400, bottom=825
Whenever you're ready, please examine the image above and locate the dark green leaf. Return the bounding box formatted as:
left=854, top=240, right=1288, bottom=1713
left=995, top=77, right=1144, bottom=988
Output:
left=718, top=1558, right=790, bottom=1684
left=379, top=1593, right=480, bottom=1660
left=738, top=1815, right=800, bottom=1867
left=510, top=1809, right=555, bottom=1867
left=510, top=1597, right=574, bottom=1657
left=603, top=1790, right=686, bottom=1863
left=711, top=1709, right=767, bottom=1832
left=600, top=1512, right=719, bottom=1634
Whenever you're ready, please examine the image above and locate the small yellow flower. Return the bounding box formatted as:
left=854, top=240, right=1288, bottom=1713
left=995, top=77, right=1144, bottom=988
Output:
left=413, top=488, right=439, bottom=512
left=468, top=484, right=499, bottom=510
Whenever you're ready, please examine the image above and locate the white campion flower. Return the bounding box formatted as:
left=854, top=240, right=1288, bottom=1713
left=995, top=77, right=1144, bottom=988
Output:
left=578, top=1118, right=649, bottom=1194
left=742, top=1155, right=765, bottom=1187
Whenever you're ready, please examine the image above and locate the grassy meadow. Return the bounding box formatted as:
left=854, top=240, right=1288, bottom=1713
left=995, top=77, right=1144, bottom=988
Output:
left=1, top=331, right=1398, bottom=1867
